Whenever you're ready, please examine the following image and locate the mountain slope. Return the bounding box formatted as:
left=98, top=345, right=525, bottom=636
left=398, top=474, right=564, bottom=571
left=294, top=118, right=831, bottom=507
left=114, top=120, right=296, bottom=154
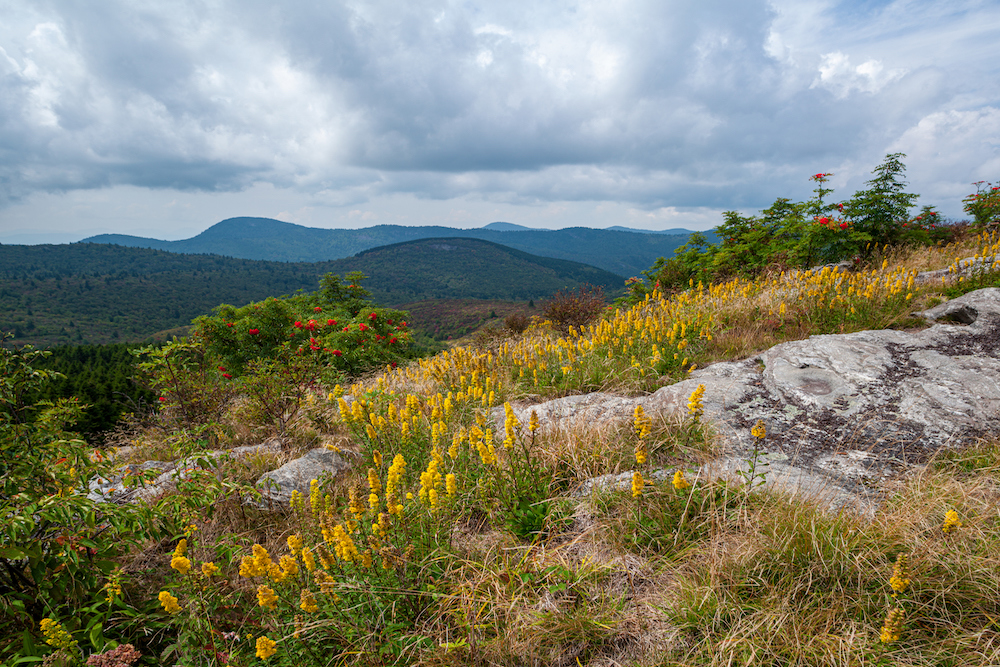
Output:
left=80, top=217, right=711, bottom=276
left=0, top=238, right=623, bottom=347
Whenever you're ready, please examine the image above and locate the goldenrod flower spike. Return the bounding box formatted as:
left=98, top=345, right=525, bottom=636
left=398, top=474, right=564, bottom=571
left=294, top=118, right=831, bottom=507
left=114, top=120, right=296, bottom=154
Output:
left=687, top=384, right=706, bottom=421
left=889, top=553, right=911, bottom=596
left=942, top=509, right=962, bottom=534
left=631, top=471, right=644, bottom=498
left=672, top=470, right=690, bottom=490
left=879, top=606, right=904, bottom=643
left=751, top=419, right=766, bottom=440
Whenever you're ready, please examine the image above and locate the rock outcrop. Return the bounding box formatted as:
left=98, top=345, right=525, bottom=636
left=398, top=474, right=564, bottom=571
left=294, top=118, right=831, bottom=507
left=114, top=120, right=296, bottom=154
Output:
left=499, top=288, right=1000, bottom=512
left=252, top=447, right=356, bottom=510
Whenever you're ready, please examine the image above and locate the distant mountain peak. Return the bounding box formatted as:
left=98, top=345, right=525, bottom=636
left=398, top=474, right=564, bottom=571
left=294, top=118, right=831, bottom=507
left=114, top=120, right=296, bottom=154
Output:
left=481, top=222, right=539, bottom=231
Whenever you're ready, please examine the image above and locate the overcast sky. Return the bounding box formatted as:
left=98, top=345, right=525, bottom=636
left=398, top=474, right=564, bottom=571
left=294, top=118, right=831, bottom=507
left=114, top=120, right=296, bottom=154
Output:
left=1, top=0, right=998, bottom=243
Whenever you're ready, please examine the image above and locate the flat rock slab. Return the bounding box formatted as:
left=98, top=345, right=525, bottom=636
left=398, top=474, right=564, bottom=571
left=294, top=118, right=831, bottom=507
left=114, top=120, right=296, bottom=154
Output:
left=508, top=288, right=1000, bottom=512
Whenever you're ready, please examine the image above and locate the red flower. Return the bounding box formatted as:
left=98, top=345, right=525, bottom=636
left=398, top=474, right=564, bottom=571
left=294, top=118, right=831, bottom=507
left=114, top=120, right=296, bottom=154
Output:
left=218, top=366, right=226, bottom=371
left=294, top=321, right=304, bottom=329
left=305, top=320, right=318, bottom=331
left=342, top=326, right=349, bottom=332
left=222, top=373, right=232, bottom=379
left=817, top=216, right=830, bottom=225
left=390, top=362, right=397, bottom=368
left=327, top=319, right=336, bottom=326
left=309, top=337, right=321, bottom=351
left=314, top=306, right=322, bottom=312
left=399, top=321, right=407, bottom=328
left=331, top=349, right=343, bottom=357
left=368, top=312, right=377, bottom=320
left=158, top=397, right=166, bottom=402
left=359, top=323, right=368, bottom=332
left=249, top=328, right=260, bottom=335
left=839, top=222, right=848, bottom=230
left=390, top=336, right=397, bottom=344
left=387, top=319, right=393, bottom=325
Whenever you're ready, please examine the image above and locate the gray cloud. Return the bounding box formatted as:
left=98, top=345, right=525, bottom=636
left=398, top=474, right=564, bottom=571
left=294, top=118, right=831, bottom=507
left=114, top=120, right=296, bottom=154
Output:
left=0, top=0, right=998, bottom=235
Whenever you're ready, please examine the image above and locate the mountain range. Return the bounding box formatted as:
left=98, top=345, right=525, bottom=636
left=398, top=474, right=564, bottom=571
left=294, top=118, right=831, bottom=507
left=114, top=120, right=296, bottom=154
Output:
left=1, top=237, right=625, bottom=348
left=79, top=217, right=713, bottom=277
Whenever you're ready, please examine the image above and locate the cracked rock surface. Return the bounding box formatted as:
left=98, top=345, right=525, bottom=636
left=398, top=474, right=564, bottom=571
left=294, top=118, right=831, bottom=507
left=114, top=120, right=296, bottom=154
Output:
left=500, top=288, right=1000, bottom=513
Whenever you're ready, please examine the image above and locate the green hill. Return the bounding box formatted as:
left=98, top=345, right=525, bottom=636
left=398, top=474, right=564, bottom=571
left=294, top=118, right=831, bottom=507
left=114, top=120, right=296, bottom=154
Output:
left=80, top=217, right=709, bottom=277
left=0, top=238, right=623, bottom=347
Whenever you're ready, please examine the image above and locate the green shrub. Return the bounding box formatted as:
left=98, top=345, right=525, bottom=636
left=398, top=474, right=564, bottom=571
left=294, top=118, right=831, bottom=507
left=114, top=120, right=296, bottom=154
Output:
left=626, top=154, right=931, bottom=297
left=0, top=339, right=159, bottom=661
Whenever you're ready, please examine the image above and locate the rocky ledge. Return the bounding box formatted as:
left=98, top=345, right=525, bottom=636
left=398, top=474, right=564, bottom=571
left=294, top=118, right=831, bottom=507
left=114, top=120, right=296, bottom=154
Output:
left=499, top=288, right=1000, bottom=513
left=91, top=286, right=1000, bottom=515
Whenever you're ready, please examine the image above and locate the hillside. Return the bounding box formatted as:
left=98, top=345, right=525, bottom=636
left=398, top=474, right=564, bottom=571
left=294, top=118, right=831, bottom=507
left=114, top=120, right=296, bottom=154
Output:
left=0, top=238, right=622, bottom=347
left=79, top=216, right=711, bottom=276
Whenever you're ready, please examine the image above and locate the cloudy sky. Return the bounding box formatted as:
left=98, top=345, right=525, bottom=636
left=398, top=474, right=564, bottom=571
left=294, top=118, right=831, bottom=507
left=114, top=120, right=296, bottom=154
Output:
left=1, top=0, right=998, bottom=243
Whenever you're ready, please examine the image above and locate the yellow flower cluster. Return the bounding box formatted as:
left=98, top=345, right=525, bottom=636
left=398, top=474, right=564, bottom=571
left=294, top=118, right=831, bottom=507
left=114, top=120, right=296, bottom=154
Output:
left=40, top=618, right=77, bottom=649
left=239, top=543, right=296, bottom=581
left=385, top=454, right=407, bottom=515
left=257, top=585, right=279, bottom=610
left=255, top=635, right=277, bottom=660
left=751, top=419, right=766, bottom=440
left=687, top=384, right=706, bottom=421
left=942, top=509, right=962, bottom=534
left=879, top=606, right=904, bottom=643
left=632, top=471, right=644, bottom=498
left=158, top=591, right=181, bottom=614
left=889, top=553, right=911, bottom=596
left=673, top=470, right=690, bottom=490
left=170, top=539, right=192, bottom=575
left=300, top=589, right=319, bottom=613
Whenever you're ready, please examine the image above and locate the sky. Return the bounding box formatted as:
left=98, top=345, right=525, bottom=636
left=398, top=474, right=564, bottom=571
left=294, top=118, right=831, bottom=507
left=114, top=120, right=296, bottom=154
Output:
left=0, top=0, right=998, bottom=244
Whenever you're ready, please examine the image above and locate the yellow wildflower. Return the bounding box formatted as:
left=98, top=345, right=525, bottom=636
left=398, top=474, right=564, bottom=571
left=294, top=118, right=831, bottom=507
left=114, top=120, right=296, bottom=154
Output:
left=287, top=534, right=304, bottom=555
left=173, top=538, right=187, bottom=556
left=170, top=554, right=192, bottom=575
left=632, top=471, right=644, bottom=498
left=687, top=384, right=706, bottom=421
left=942, top=509, right=962, bottom=534
left=529, top=410, right=540, bottom=433
left=302, top=547, right=316, bottom=572
left=633, top=404, right=651, bottom=440
left=279, top=554, right=299, bottom=578
left=255, top=635, right=277, bottom=660
left=201, top=561, right=219, bottom=577
left=446, top=473, right=457, bottom=497
left=673, top=470, right=690, bottom=490
left=257, top=585, right=279, bottom=610
left=751, top=419, right=766, bottom=440
left=889, top=553, right=911, bottom=596
left=879, top=606, right=904, bottom=643
left=158, top=591, right=181, bottom=614
left=40, top=618, right=77, bottom=649
left=300, top=589, right=319, bottom=613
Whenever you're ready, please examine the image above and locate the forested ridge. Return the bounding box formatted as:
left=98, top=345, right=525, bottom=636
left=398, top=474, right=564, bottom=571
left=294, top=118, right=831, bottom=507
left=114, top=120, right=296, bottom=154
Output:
left=1, top=238, right=623, bottom=348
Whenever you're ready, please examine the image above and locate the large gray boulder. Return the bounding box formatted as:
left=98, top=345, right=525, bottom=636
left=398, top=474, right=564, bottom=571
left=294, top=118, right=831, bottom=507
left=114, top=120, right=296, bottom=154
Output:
left=253, top=447, right=355, bottom=510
